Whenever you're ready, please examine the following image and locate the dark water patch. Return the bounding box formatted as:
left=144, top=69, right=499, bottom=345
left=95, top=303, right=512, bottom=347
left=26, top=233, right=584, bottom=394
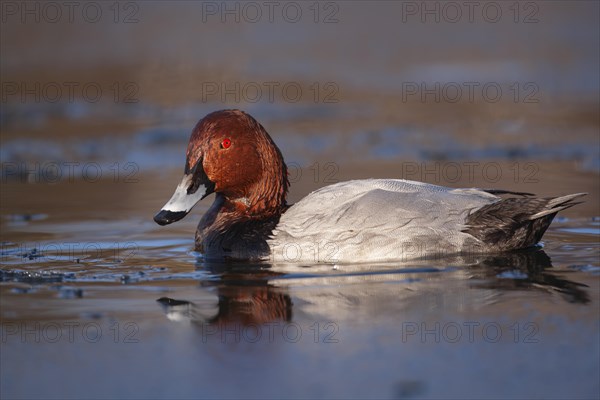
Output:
left=496, top=270, right=529, bottom=279
left=4, top=213, right=48, bottom=223
left=79, top=311, right=105, bottom=320
left=558, top=227, right=600, bottom=235
left=0, top=269, right=73, bottom=284
left=9, top=285, right=37, bottom=294
left=0, top=101, right=161, bottom=131
left=568, top=264, right=600, bottom=275
left=55, top=286, right=84, bottom=299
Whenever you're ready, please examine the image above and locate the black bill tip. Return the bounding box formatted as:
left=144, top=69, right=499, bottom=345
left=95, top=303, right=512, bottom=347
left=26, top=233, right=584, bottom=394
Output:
left=154, top=209, right=188, bottom=226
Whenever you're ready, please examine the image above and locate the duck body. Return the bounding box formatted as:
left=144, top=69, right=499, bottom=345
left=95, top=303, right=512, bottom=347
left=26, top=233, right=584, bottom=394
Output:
left=269, top=179, right=495, bottom=263
left=153, top=109, right=585, bottom=264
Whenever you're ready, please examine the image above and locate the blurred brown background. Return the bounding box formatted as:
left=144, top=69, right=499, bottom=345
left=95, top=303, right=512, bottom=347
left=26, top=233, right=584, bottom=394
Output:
left=1, top=1, right=599, bottom=214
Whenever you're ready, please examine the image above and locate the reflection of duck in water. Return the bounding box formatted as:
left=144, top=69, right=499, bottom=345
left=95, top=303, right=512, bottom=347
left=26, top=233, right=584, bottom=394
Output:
left=469, top=249, right=590, bottom=304
left=158, top=265, right=292, bottom=326
left=202, top=272, right=293, bottom=325
left=157, top=249, right=590, bottom=326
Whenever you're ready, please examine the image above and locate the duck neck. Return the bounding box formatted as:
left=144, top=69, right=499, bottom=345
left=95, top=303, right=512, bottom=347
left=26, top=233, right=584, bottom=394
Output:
left=224, top=159, right=289, bottom=218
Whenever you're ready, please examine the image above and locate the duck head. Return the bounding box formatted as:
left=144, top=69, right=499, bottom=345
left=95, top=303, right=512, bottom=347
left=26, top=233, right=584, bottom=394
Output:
left=154, top=109, right=289, bottom=226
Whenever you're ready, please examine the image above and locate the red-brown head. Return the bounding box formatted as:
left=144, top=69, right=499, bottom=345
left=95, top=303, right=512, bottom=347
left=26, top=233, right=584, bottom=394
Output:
left=154, top=110, right=289, bottom=225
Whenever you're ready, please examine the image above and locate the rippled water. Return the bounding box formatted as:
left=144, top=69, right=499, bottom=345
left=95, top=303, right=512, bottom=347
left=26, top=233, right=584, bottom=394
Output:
left=1, top=162, right=599, bottom=399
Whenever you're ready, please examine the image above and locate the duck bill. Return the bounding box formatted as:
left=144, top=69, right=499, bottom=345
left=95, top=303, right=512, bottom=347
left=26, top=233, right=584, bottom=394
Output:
left=154, top=160, right=215, bottom=226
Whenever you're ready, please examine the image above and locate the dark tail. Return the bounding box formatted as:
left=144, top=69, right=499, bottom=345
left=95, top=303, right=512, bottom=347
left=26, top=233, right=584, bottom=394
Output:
left=463, top=192, right=586, bottom=251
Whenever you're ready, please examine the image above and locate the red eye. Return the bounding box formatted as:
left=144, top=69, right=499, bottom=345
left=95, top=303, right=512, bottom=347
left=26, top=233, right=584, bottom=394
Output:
left=221, top=138, right=231, bottom=149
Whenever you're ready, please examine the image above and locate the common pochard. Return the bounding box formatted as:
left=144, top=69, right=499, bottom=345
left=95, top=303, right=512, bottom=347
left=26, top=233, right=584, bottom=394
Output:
left=154, top=109, right=585, bottom=263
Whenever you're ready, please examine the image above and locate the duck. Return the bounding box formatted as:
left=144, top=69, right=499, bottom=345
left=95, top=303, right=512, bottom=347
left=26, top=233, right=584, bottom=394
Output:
left=154, top=109, right=585, bottom=263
